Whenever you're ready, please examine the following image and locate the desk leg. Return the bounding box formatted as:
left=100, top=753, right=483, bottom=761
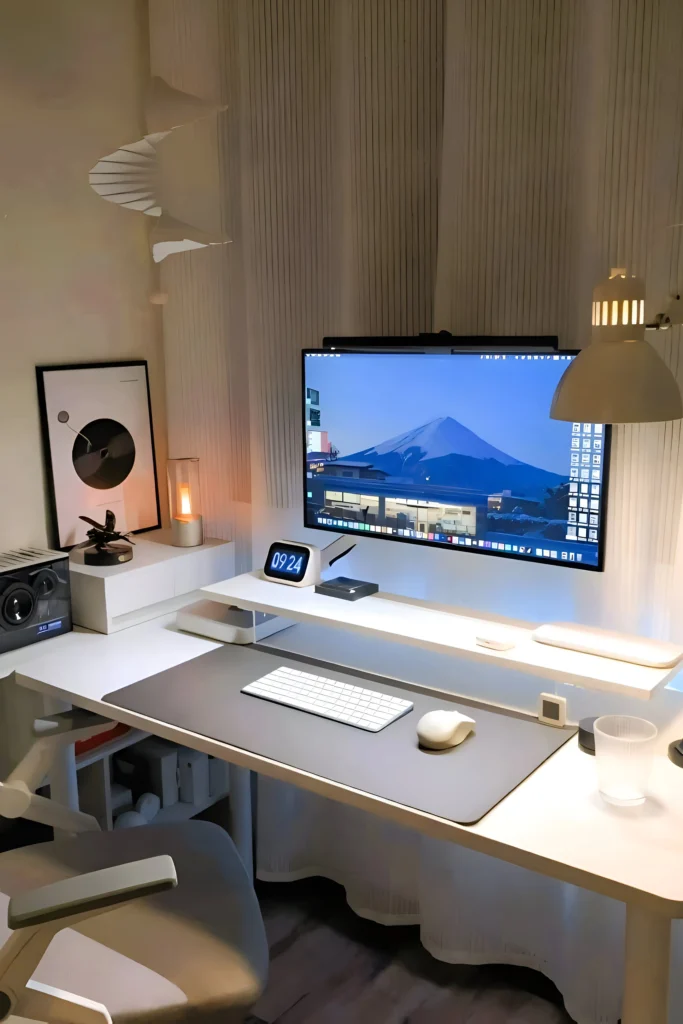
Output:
left=229, top=765, right=254, bottom=883
left=622, top=904, right=671, bottom=1024
left=49, top=742, right=79, bottom=840
left=43, top=697, right=79, bottom=840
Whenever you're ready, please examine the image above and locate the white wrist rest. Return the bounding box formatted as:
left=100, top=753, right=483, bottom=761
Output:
left=532, top=622, right=683, bottom=669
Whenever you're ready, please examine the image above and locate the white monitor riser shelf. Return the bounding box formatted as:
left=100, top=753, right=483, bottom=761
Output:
left=200, top=571, right=683, bottom=700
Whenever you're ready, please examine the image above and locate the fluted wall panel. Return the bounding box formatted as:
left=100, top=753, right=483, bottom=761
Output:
left=149, top=0, right=252, bottom=569
left=159, top=248, right=252, bottom=566
left=338, top=0, right=443, bottom=336
left=151, top=0, right=444, bottom=529
left=588, top=0, right=683, bottom=637
left=435, top=0, right=587, bottom=344
left=238, top=0, right=444, bottom=510
left=587, top=0, right=660, bottom=636
left=432, top=0, right=683, bottom=639
left=237, top=0, right=337, bottom=511
left=151, top=0, right=683, bottom=637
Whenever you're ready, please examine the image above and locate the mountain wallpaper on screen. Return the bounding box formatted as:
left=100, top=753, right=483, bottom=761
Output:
left=342, top=416, right=564, bottom=498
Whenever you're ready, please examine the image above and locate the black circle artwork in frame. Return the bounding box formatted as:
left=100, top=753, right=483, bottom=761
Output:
left=72, top=418, right=136, bottom=490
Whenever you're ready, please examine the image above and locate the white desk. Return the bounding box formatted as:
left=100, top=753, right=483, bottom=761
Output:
left=202, top=572, right=682, bottom=699
left=9, top=614, right=683, bottom=1024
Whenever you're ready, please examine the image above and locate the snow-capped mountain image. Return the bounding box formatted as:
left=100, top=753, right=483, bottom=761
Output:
left=343, top=416, right=564, bottom=498
left=354, top=416, right=523, bottom=465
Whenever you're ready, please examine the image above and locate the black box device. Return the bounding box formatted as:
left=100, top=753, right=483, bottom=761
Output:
left=314, top=576, right=379, bottom=601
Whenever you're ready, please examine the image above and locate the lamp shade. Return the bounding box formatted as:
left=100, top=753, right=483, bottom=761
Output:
left=550, top=340, right=683, bottom=423
left=591, top=268, right=646, bottom=342
left=551, top=267, right=683, bottom=423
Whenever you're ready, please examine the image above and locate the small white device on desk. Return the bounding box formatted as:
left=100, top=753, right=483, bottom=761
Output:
left=262, top=535, right=356, bottom=588
left=532, top=622, right=683, bottom=669
left=475, top=626, right=520, bottom=652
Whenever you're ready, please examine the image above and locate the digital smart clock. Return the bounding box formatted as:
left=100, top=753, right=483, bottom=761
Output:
left=262, top=536, right=356, bottom=588
left=263, top=541, right=316, bottom=586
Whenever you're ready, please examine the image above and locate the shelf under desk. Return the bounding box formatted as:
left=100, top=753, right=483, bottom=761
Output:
left=201, top=572, right=681, bottom=700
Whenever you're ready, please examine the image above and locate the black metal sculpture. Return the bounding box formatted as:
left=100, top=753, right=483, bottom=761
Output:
left=78, top=510, right=135, bottom=566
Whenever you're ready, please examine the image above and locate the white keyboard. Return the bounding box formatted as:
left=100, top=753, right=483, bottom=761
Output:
left=242, top=665, right=413, bottom=732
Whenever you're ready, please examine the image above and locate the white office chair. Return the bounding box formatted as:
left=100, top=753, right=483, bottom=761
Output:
left=0, top=711, right=268, bottom=1023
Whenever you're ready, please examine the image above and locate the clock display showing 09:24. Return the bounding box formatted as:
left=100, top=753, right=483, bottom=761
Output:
left=269, top=550, right=304, bottom=575
left=263, top=540, right=314, bottom=585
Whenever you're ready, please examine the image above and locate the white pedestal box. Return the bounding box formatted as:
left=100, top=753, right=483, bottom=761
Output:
left=69, top=531, right=235, bottom=634
left=176, top=599, right=293, bottom=645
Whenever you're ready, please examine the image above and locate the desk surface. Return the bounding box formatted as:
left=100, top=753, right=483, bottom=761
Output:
left=201, top=572, right=680, bottom=699
left=10, top=614, right=683, bottom=916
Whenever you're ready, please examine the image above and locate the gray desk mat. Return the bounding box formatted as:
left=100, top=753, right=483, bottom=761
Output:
left=104, top=644, right=576, bottom=826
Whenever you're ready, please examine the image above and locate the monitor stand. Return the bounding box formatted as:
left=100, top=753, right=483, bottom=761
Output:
left=321, top=535, right=357, bottom=571
left=177, top=536, right=358, bottom=645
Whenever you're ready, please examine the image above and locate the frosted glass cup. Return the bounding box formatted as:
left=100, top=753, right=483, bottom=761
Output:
left=594, top=715, right=658, bottom=807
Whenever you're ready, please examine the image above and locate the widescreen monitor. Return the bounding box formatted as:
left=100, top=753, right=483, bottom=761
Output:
left=303, top=350, right=610, bottom=570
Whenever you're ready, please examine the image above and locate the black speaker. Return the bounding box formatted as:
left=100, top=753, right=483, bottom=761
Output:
left=0, top=549, right=72, bottom=655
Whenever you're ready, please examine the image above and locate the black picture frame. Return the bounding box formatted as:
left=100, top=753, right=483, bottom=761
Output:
left=36, top=361, right=161, bottom=550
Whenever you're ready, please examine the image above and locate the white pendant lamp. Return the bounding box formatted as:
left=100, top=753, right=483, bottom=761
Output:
left=551, top=269, right=683, bottom=423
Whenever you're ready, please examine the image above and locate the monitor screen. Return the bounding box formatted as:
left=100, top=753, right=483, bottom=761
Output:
left=303, top=350, right=610, bottom=570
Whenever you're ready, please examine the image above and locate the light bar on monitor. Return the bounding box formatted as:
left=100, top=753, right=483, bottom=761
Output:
left=322, top=335, right=560, bottom=354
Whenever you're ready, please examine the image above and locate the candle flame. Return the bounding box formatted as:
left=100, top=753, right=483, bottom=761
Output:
left=179, top=484, right=192, bottom=515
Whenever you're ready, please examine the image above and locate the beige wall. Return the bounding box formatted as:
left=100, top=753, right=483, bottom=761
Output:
left=0, top=0, right=166, bottom=549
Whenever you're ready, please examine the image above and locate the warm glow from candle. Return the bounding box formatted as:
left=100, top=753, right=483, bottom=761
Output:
left=179, top=484, right=192, bottom=515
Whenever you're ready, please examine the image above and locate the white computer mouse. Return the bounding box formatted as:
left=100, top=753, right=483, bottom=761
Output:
left=416, top=709, right=475, bottom=750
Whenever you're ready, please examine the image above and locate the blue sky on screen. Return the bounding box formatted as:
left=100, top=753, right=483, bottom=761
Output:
left=305, top=353, right=573, bottom=474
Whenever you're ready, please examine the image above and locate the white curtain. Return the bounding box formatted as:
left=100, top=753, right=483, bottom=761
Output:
left=148, top=2, right=683, bottom=1021
left=256, top=776, right=683, bottom=1023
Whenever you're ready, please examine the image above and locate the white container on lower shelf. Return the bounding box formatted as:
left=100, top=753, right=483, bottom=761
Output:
left=178, top=747, right=210, bottom=806
left=153, top=787, right=230, bottom=825
left=78, top=738, right=231, bottom=831
left=70, top=530, right=235, bottom=634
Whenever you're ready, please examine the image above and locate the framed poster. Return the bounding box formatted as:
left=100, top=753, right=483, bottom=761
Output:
left=36, top=361, right=161, bottom=549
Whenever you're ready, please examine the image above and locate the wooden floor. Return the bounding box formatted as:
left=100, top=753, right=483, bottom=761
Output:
left=249, top=877, right=575, bottom=1024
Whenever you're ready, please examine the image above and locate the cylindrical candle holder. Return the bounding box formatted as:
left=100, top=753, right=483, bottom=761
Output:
left=167, top=458, right=204, bottom=547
